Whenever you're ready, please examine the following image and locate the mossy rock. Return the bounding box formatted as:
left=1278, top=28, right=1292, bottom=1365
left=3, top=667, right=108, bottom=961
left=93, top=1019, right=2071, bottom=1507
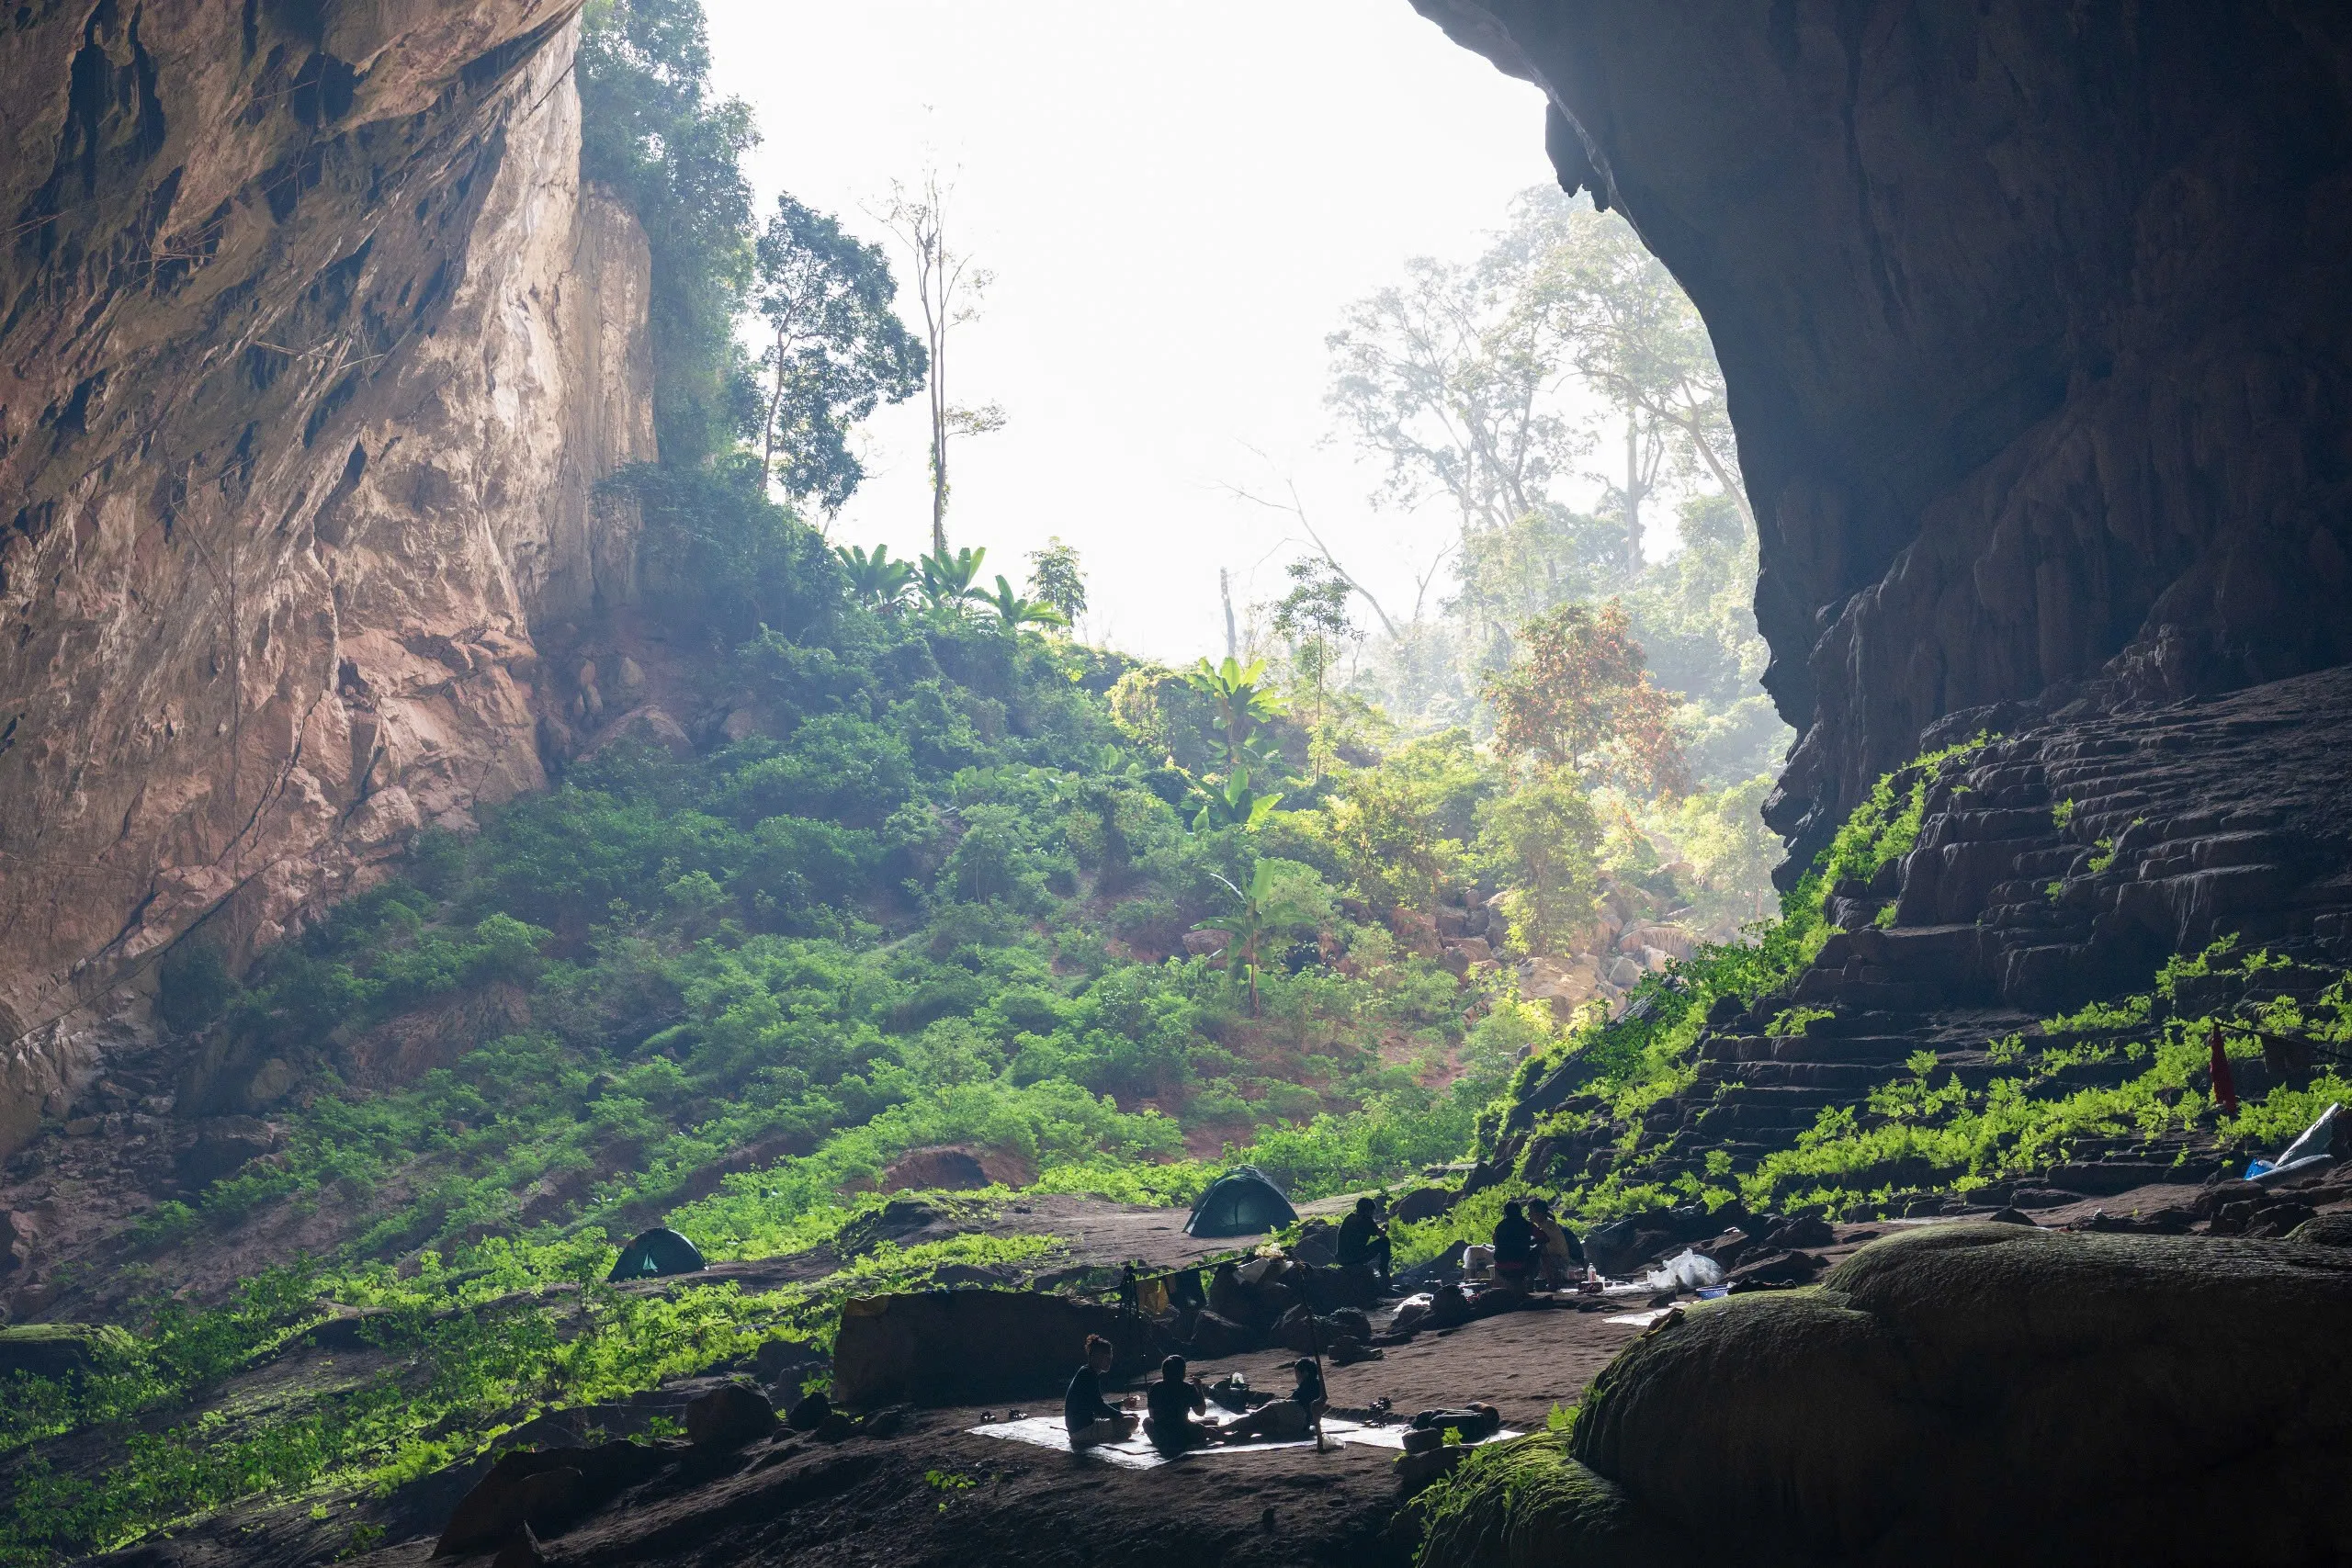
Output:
left=2288, top=1211, right=2352, bottom=1247
left=1418, top=1225, right=2352, bottom=1568
left=0, top=1323, right=137, bottom=1379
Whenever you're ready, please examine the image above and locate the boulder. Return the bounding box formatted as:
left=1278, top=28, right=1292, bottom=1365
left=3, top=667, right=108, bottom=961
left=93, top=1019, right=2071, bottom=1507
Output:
left=434, top=1442, right=668, bottom=1556
left=1393, top=1185, right=1461, bottom=1224
left=1295, top=1261, right=1382, bottom=1312
left=175, top=1115, right=277, bottom=1190
left=831, top=1289, right=1148, bottom=1407
left=2289, top=1213, right=2352, bottom=1247
left=786, top=1392, right=832, bottom=1432
left=684, top=1382, right=777, bottom=1450
left=1419, top=1226, right=2352, bottom=1568
left=0, top=1323, right=135, bottom=1379
left=1185, top=1310, right=1260, bottom=1359
left=878, top=1145, right=991, bottom=1192
left=1758, top=1213, right=1836, bottom=1250
left=1722, top=1249, right=1822, bottom=1288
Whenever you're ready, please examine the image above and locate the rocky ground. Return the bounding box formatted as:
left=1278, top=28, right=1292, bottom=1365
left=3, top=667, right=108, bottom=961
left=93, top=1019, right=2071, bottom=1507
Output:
left=66, top=1163, right=2351, bottom=1568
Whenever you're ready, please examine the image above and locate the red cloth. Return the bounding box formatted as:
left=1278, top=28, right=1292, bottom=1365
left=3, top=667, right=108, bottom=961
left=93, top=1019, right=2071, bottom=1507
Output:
left=2209, top=1022, right=2238, bottom=1114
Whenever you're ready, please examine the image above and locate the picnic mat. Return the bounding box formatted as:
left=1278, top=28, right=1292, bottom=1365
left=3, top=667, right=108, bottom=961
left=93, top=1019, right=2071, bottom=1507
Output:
left=966, top=1415, right=1518, bottom=1468
left=1604, top=1307, right=1677, bottom=1328
left=1334, top=1423, right=1524, bottom=1450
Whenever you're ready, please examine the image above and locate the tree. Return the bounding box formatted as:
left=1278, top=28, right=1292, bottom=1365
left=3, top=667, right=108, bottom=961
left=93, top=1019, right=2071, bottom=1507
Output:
left=1180, top=656, right=1286, bottom=773
left=919, top=545, right=989, bottom=610
left=750, top=194, right=926, bottom=512
left=578, top=0, right=759, bottom=466
left=1482, top=600, right=1688, bottom=798
left=1026, top=537, right=1087, bottom=630
left=1472, top=769, right=1600, bottom=954
left=1196, top=859, right=1330, bottom=1016
left=836, top=543, right=914, bottom=611
left=1528, top=193, right=1749, bottom=567
left=1190, top=767, right=1284, bottom=834
left=979, top=575, right=1065, bottom=630
left=877, top=169, right=1002, bottom=555
left=1324, top=194, right=1611, bottom=651
left=1271, top=557, right=1360, bottom=779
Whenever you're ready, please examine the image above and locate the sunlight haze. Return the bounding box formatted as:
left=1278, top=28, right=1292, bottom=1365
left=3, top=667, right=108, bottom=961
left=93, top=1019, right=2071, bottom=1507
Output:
left=706, top=1, right=1558, bottom=659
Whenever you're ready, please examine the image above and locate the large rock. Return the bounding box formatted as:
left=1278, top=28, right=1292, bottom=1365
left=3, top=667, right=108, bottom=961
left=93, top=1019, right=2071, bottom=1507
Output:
left=1416, top=2, right=2352, bottom=870
left=0, top=0, right=653, bottom=1147
left=175, top=1115, right=278, bottom=1190
left=0, top=1323, right=136, bottom=1380
left=831, top=1290, right=1151, bottom=1408
left=1419, top=1225, right=2352, bottom=1567
left=434, top=1441, right=670, bottom=1556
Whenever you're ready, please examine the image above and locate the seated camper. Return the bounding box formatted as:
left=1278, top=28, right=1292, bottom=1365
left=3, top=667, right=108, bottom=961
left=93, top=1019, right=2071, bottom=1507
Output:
left=1064, top=1335, right=1138, bottom=1448
left=1213, top=1359, right=1326, bottom=1444
left=1335, top=1196, right=1393, bottom=1282
left=1143, top=1355, right=1215, bottom=1450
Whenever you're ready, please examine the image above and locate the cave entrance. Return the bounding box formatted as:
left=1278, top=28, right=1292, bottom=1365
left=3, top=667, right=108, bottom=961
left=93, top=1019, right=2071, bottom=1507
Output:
left=672, top=2, right=1789, bottom=926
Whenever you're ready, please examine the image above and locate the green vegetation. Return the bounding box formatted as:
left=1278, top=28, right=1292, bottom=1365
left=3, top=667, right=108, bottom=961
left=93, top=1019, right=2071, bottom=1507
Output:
left=1744, top=941, right=2351, bottom=1215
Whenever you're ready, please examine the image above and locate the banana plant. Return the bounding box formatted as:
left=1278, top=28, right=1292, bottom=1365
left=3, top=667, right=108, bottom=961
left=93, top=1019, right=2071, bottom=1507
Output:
left=835, top=543, right=915, bottom=611
left=1197, top=858, right=1279, bottom=1015
left=980, top=574, right=1067, bottom=630
left=1181, top=655, right=1286, bottom=769
left=919, top=546, right=989, bottom=609
left=1190, top=766, right=1283, bottom=832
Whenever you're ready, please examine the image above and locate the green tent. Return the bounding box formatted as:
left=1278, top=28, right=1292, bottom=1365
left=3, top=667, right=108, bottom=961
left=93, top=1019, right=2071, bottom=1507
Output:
left=608, top=1228, right=706, bottom=1281
left=1183, top=1166, right=1297, bottom=1237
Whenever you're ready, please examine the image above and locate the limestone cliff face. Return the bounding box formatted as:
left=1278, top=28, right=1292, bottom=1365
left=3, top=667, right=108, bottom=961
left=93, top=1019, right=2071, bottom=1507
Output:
left=1415, top=2, right=2352, bottom=873
left=0, top=1, right=652, bottom=1152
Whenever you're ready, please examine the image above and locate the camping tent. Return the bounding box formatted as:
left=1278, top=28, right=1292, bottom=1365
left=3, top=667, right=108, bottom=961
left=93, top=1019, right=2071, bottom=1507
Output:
left=608, top=1228, right=707, bottom=1281
left=1184, top=1166, right=1297, bottom=1237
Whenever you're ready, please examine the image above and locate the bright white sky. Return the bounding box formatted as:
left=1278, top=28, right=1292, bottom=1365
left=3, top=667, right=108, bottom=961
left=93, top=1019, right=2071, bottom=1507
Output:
left=705, top=0, right=1562, bottom=661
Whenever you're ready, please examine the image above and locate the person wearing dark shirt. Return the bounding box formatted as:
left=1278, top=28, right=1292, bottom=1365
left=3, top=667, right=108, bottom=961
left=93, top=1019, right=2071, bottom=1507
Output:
left=1491, top=1201, right=1539, bottom=1290
left=1213, top=1358, right=1326, bottom=1444
left=1064, top=1334, right=1138, bottom=1448
left=1143, top=1354, right=1214, bottom=1451
left=1335, top=1197, right=1393, bottom=1284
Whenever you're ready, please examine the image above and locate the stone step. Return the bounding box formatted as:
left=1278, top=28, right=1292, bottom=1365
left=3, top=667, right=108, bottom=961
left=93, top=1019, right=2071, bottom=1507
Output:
left=1695, top=1059, right=1894, bottom=1090
left=1766, top=1033, right=1937, bottom=1065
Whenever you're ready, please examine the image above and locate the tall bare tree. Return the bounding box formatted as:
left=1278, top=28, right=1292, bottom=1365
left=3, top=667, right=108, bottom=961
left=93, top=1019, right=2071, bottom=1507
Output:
left=877, top=169, right=1001, bottom=556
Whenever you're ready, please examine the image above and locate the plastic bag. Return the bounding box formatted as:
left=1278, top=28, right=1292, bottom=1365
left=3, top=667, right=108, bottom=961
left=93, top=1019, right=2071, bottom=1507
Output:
left=2275, top=1101, right=2342, bottom=1168
left=1641, top=1248, right=1725, bottom=1292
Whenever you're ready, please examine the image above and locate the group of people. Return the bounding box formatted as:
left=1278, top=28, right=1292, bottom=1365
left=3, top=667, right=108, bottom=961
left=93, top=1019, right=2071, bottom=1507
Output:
left=1490, top=1197, right=1588, bottom=1290
left=1062, top=1193, right=1590, bottom=1453
left=1064, top=1335, right=1328, bottom=1452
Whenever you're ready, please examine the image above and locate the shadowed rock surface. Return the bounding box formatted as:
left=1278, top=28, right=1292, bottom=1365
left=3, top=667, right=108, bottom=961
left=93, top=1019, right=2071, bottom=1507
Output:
left=1418, top=1225, right=2352, bottom=1567
left=1414, top=1, right=2352, bottom=871
left=1508, top=666, right=2352, bottom=1201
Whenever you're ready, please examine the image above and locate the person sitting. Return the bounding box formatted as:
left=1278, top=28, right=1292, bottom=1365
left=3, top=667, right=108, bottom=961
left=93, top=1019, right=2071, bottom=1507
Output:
left=1526, top=1197, right=1588, bottom=1289
left=1064, top=1334, right=1138, bottom=1449
left=1214, top=1359, right=1327, bottom=1444
left=1334, top=1196, right=1393, bottom=1284
left=1491, top=1201, right=1539, bottom=1291
left=1143, top=1354, right=1215, bottom=1451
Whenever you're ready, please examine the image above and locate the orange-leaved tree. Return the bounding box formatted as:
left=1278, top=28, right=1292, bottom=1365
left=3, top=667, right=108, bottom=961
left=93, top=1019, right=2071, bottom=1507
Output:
left=1482, top=599, right=1689, bottom=797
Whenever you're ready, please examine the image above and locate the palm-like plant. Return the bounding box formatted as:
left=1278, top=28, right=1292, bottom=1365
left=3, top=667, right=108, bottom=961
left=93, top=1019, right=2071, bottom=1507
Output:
left=980, top=574, right=1066, bottom=630
left=919, top=546, right=989, bottom=610
left=1190, top=766, right=1283, bottom=833
left=836, top=543, right=916, bottom=611
left=1196, top=859, right=1279, bottom=1015
left=1181, top=656, right=1286, bottom=769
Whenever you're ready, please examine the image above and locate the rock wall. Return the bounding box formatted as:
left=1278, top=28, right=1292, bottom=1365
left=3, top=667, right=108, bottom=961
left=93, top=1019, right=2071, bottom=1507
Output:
left=0, top=0, right=653, bottom=1155
left=1413, top=1, right=2352, bottom=873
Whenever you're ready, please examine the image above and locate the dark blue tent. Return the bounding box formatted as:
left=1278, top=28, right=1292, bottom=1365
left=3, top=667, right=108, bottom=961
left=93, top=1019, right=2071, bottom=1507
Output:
left=1183, top=1166, right=1297, bottom=1237
left=609, top=1227, right=706, bottom=1281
